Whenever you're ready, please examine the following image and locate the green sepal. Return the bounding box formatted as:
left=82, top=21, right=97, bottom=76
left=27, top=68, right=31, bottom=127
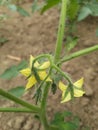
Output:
left=32, top=87, right=42, bottom=104
left=51, top=82, right=57, bottom=94
left=31, top=66, right=41, bottom=83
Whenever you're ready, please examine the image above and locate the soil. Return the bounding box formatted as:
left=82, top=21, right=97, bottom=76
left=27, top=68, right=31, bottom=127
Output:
left=0, top=3, right=98, bottom=130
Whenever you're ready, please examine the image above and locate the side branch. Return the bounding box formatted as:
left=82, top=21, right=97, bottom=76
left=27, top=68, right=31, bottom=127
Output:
left=0, top=107, right=36, bottom=113
left=58, top=45, right=98, bottom=64
left=0, top=88, right=40, bottom=113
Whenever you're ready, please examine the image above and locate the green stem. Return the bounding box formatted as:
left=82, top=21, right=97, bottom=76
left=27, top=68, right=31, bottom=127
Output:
left=0, top=88, right=40, bottom=113
left=40, top=82, right=50, bottom=129
left=32, top=54, right=53, bottom=67
left=58, top=45, right=98, bottom=64
left=0, top=107, right=35, bottom=113
left=53, top=64, right=72, bottom=83
left=41, top=82, right=50, bottom=110
left=39, top=82, right=59, bottom=130
left=54, top=0, right=68, bottom=63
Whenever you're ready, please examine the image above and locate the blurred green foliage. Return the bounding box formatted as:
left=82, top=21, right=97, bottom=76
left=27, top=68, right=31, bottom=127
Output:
left=51, top=111, right=90, bottom=130
left=0, top=60, right=27, bottom=79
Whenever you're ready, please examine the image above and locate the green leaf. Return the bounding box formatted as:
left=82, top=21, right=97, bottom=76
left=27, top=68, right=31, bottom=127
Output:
left=62, top=111, right=72, bottom=117
left=0, top=86, right=25, bottom=100
left=87, top=3, right=98, bottom=16
left=17, top=60, right=28, bottom=70
left=59, top=122, right=78, bottom=130
left=65, top=37, right=78, bottom=52
left=8, top=4, right=17, bottom=11
left=0, top=66, right=19, bottom=79
left=41, top=0, right=61, bottom=14
left=17, top=6, right=30, bottom=17
left=72, top=116, right=80, bottom=128
left=32, top=0, right=38, bottom=13
left=54, top=112, right=64, bottom=121
left=32, top=0, right=42, bottom=13
left=68, top=0, right=80, bottom=20
left=51, top=111, right=72, bottom=125
left=8, top=86, right=25, bottom=97
left=0, top=60, right=27, bottom=79
left=78, top=6, right=92, bottom=21
left=51, top=111, right=80, bottom=130
left=8, top=4, right=30, bottom=17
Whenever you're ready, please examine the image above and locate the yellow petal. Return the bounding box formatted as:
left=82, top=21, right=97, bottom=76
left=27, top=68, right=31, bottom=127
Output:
left=59, top=81, right=67, bottom=91
left=74, top=89, right=85, bottom=97
left=39, top=61, right=50, bottom=69
left=30, top=55, right=39, bottom=68
left=74, top=78, right=84, bottom=89
left=30, top=55, right=35, bottom=68
left=20, top=68, right=31, bottom=77
left=46, top=77, right=52, bottom=82
left=61, top=92, right=71, bottom=103
left=26, top=75, right=37, bottom=90
left=59, top=82, right=71, bottom=103
left=73, top=78, right=85, bottom=97
left=38, top=71, right=52, bottom=82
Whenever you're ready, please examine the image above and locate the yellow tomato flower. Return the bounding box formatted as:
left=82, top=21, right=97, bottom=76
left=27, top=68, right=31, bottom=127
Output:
left=20, top=55, right=51, bottom=90
left=59, top=78, right=85, bottom=103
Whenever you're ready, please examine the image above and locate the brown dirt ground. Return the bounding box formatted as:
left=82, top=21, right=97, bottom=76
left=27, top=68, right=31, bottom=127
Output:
left=0, top=3, right=98, bottom=130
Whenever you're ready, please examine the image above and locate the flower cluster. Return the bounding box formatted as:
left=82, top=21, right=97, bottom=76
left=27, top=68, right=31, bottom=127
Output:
left=20, top=55, right=85, bottom=103
left=20, top=55, right=51, bottom=90
left=59, top=78, right=85, bottom=103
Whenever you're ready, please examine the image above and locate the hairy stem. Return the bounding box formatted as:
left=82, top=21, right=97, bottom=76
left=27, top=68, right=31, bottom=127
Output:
left=53, top=64, right=72, bottom=83
left=0, top=88, right=40, bottom=113
left=39, top=82, right=59, bottom=130
left=58, top=45, right=98, bottom=64
left=40, top=82, right=50, bottom=129
left=0, top=107, right=35, bottom=113
left=54, top=0, right=68, bottom=63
